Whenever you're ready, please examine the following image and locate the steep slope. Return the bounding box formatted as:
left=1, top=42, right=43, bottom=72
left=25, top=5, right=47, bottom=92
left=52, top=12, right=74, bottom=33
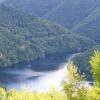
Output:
left=73, top=45, right=100, bottom=80
left=3, top=0, right=61, bottom=16
left=73, top=7, right=100, bottom=43
left=44, top=0, right=100, bottom=28
left=0, top=4, right=96, bottom=68
left=3, top=0, right=100, bottom=28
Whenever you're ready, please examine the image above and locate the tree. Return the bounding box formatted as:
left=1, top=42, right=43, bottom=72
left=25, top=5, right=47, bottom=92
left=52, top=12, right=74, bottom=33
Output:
left=90, top=50, right=100, bottom=87
left=63, top=61, right=87, bottom=100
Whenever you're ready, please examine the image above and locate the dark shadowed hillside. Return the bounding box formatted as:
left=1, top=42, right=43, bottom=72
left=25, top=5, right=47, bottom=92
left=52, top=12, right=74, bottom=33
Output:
left=3, top=0, right=100, bottom=28
left=3, top=0, right=62, bottom=16
left=73, top=7, right=100, bottom=43
left=44, top=0, right=100, bottom=28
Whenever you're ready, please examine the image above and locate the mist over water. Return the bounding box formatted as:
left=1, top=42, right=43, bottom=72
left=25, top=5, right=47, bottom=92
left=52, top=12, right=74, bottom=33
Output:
left=0, top=53, right=77, bottom=92
left=5, top=63, right=67, bottom=92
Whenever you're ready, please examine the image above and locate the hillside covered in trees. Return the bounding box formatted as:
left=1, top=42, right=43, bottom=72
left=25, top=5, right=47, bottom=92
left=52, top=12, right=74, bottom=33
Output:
left=0, top=4, right=96, bottom=68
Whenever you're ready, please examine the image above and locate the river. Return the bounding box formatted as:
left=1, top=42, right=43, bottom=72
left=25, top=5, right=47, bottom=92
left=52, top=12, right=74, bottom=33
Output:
left=0, top=53, right=78, bottom=92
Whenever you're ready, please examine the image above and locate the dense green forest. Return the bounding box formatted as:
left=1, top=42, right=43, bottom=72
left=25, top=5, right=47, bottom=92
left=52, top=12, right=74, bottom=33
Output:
left=0, top=4, right=96, bottom=68
left=0, top=51, right=100, bottom=100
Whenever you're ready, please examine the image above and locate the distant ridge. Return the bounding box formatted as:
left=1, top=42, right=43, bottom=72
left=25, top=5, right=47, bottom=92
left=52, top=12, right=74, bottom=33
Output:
left=3, top=0, right=100, bottom=28
left=73, top=7, right=100, bottom=43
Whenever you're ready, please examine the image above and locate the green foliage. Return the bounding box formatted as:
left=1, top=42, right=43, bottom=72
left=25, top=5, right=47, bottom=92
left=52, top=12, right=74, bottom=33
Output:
left=63, top=62, right=87, bottom=100
left=0, top=88, right=6, bottom=100
left=90, top=50, right=100, bottom=87
left=0, top=88, right=66, bottom=100
left=63, top=53, right=100, bottom=100
left=65, top=62, right=84, bottom=83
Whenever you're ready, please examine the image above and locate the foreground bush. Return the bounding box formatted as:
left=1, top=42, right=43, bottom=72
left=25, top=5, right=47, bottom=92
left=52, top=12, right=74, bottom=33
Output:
left=0, top=88, right=67, bottom=100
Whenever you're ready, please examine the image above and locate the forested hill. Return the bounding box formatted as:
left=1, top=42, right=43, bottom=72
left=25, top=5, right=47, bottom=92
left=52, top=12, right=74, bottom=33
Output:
left=0, top=4, right=96, bottom=68
left=73, top=7, right=100, bottom=43
left=2, top=0, right=100, bottom=44
left=2, top=0, right=100, bottom=28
